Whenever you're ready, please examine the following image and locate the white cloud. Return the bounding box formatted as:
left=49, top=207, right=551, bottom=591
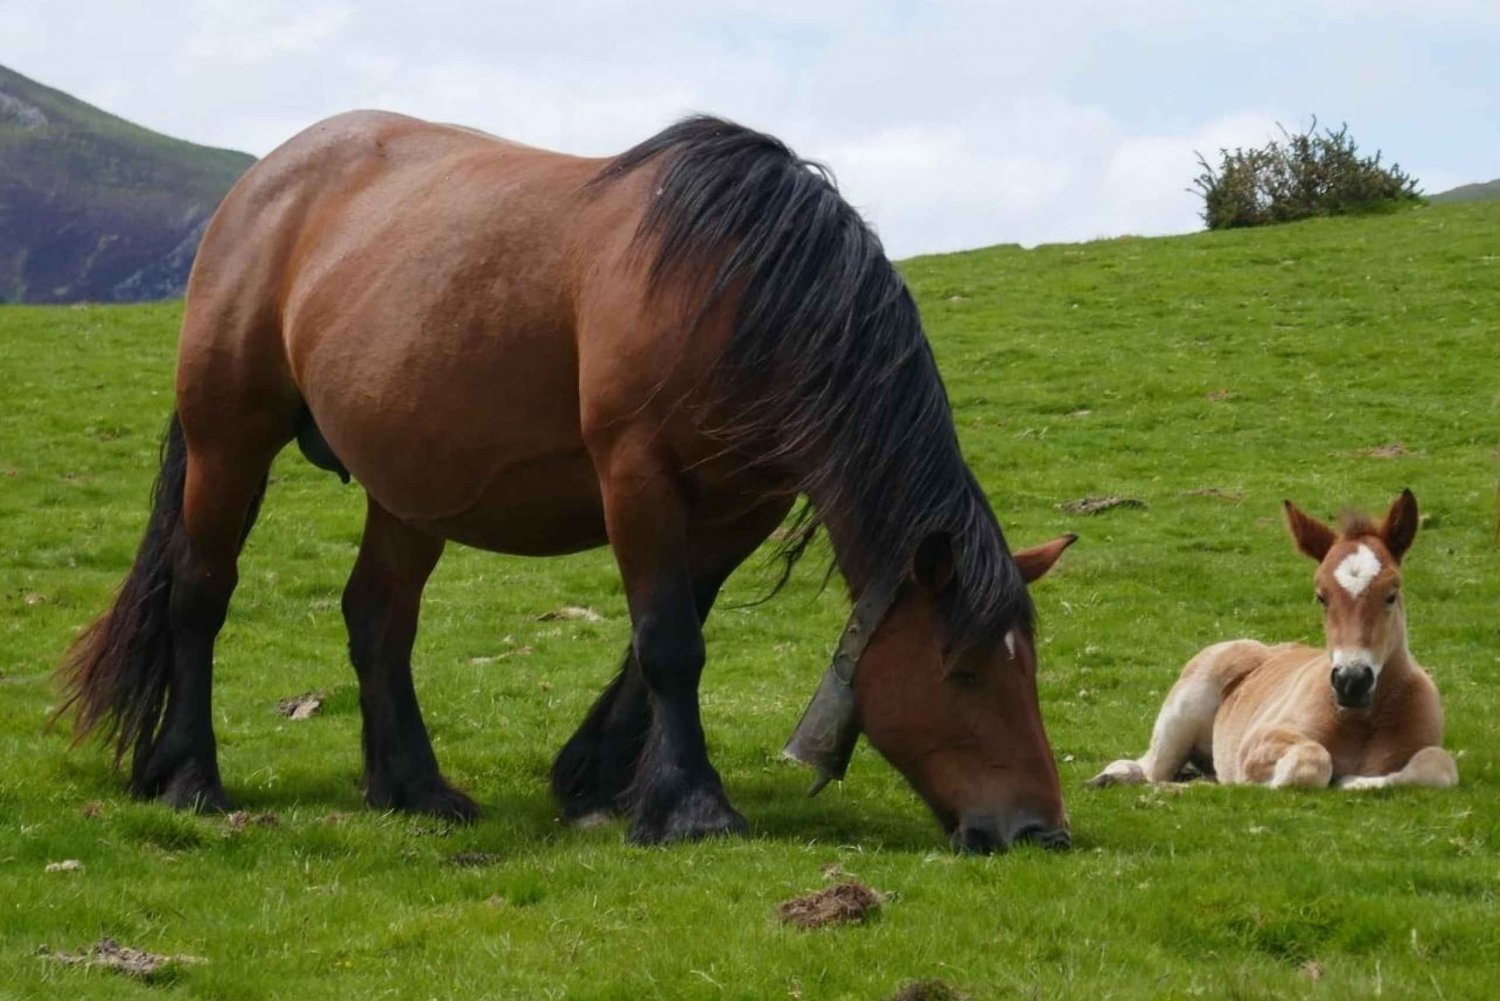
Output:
left=4, top=1, right=1496, bottom=256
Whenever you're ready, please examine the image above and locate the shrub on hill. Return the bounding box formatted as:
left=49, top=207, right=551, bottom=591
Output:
left=1193, top=120, right=1420, bottom=230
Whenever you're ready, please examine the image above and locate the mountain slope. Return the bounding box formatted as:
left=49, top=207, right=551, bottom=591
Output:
left=1429, top=177, right=1500, bottom=204
left=0, top=63, right=254, bottom=303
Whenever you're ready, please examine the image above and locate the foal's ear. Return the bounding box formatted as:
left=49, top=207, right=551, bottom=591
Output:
left=1012, top=533, right=1078, bottom=585
left=1284, top=500, right=1335, bottom=562
left=1380, top=488, right=1419, bottom=562
left=913, top=532, right=956, bottom=594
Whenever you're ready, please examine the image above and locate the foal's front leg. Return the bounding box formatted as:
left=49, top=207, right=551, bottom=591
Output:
left=1240, top=728, right=1333, bottom=788
left=1337, top=746, right=1459, bottom=790
left=594, top=437, right=745, bottom=844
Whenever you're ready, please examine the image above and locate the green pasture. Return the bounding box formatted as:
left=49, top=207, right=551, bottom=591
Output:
left=1, top=201, right=1496, bottom=999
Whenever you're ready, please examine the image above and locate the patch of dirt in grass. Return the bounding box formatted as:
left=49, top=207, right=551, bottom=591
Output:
left=777, top=880, right=882, bottom=929
left=225, top=810, right=278, bottom=832
left=38, top=938, right=202, bottom=979
left=537, top=606, right=604, bottom=623
left=44, top=859, right=84, bottom=874
left=1334, top=443, right=1413, bottom=459
left=449, top=851, right=503, bottom=868
left=1205, top=389, right=1235, bottom=401
left=1058, top=495, right=1146, bottom=516
left=276, top=691, right=324, bottom=720
left=1184, top=487, right=1245, bottom=502
left=887, top=980, right=970, bottom=1001
left=81, top=801, right=103, bottom=819
left=467, top=646, right=532, bottom=665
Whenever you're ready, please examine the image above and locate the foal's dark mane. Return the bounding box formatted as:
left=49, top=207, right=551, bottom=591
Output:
left=591, top=115, right=1032, bottom=644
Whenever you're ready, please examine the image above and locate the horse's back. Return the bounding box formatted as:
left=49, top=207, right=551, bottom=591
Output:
left=178, top=112, right=626, bottom=549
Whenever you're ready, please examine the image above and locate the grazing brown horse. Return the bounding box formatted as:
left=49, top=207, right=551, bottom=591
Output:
left=1090, top=490, right=1457, bottom=791
left=58, top=111, right=1072, bottom=852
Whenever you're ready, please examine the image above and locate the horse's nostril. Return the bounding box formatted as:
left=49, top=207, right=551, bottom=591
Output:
left=950, top=823, right=1003, bottom=855
left=1331, top=665, right=1375, bottom=707
left=1006, top=818, right=1073, bottom=851
left=1033, top=827, right=1072, bottom=851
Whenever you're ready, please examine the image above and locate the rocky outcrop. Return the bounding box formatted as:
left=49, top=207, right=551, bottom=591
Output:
left=0, top=63, right=254, bottom=303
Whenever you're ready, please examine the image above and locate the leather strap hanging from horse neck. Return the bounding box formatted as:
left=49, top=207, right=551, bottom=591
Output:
left=781, top=579, right=900, bottom=795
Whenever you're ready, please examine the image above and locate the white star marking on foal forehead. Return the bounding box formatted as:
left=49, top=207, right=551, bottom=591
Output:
left=1333, top=544, right=1382, bottom=598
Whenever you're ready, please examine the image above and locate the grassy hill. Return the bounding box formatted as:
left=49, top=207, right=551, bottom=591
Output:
left=1429, top=177, right=1500, bottom=204
left=1, top=200, right=1496, bottom=999
left=0, top=64, right=253, bottom=304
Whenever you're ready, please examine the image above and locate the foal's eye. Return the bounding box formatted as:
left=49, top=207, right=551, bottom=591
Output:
left=1315, top=592, right=1327, bottom=606
left=1385, top=591, right=1399, bottom=606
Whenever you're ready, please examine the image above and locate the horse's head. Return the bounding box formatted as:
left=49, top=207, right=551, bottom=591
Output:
left=1284, top=490, right=1418, bottom=709
left=854, top=533, right=1075, bottom=854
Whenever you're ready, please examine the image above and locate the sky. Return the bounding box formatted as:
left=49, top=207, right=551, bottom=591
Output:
left=4, top=1, right=1498, bottom=258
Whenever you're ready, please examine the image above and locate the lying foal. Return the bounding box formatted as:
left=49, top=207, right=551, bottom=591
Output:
left=1091, top=490, right=1457, bottom=791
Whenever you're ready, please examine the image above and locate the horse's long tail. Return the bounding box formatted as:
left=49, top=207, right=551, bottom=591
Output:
left=53, top=414, right=265, bottom=771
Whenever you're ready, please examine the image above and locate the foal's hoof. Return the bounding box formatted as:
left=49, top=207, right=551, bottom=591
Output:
left=628, top=788, right=749, bottom=845
left=1086, top=760, right=1146, bottom=788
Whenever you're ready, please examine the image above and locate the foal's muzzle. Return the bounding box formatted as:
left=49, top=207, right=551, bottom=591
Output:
left=951, top=812, right=1072, bottom=855
left=1331, top=664, right=1375, bottom=708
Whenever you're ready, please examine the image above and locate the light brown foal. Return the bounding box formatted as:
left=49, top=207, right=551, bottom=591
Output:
left=1091, top=490, right=1457, bottom=791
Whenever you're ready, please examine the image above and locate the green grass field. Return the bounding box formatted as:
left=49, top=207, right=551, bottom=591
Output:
left=2, top=201, right=1497, bottom=1000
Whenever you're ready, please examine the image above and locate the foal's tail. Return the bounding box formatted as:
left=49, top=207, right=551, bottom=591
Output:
left=53, top=413, right=264, bottom=771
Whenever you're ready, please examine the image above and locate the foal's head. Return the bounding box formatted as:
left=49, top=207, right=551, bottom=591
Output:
left=1284, top=490, right=1419, bottom=709
left=854, top=534, right=1075, bottom=854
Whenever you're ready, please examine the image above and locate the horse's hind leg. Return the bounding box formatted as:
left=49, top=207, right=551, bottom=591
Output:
left=1089, top=640, right=1263, bottom=787
left=134, top=432, right=287, bottom=810
left=343, top=495, right=477, bottom=820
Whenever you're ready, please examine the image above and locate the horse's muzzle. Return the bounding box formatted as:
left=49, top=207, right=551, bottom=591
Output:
left=1331, top=664, right=1375, bottom=708
left=951, top=812, right=1072, bottom=855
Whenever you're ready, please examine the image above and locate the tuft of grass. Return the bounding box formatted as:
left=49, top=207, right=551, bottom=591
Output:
left=1, top=201, right=1497, bottom=999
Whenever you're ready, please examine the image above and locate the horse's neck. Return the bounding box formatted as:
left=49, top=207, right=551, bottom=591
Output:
left=819, top=507, right=886, bottom=600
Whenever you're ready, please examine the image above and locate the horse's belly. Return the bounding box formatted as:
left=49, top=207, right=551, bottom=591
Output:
left=409, top=451, right=607, bottom=556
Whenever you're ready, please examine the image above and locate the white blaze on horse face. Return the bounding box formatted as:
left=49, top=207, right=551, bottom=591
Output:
left=1333, top=544, right=1382, bottom=599
left=1004, top=630, right=1017, bottom=658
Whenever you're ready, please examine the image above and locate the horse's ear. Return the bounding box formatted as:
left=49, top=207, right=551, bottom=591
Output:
left=1284, top=500, right=1335, bottom=562
left=1380, top=488, right=1419, bottom=562
left=1013, top=533, right=1078, bottom=585
left=913, top=532, right=956, bottom=594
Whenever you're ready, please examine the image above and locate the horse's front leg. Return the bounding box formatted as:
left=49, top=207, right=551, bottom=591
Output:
left=551, top=496, right=794, bottom=827
left=593, top=436, right=745, bottom=844
left=1240, top=728, right=1333, bottom=788
left=1337, top=746, right=1459, bottom=790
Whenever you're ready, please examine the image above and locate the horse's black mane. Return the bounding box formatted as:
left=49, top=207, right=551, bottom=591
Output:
left=591, top=115, right=1032, bottom=645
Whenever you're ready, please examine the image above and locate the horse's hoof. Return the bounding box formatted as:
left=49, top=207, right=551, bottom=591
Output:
left=628, top=789, right=749, bottom=845
left=368, top=775, right=481, bottom=822
left=557, top=792, right=628, bottom=827
left=131, top=755, right=233, bottom=813
left=155, top=767, right=234, bottom=814
left=564, top=809, right=619, bottom=829
left=421, top=783, right=481, bottom=822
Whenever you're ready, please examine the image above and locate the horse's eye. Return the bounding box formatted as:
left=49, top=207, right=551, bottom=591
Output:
left=1385, top=591, right=1399, bottom=606
left=1315, top=592, right=1327, bottom=606
left=947, top=668, right=983, bottom=689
